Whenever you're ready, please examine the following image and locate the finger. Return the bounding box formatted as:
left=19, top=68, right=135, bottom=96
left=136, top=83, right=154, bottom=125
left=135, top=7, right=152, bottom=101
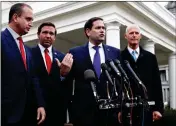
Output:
left=118, top=113, right=122, bottom=123
left=37, top=110, right=40, bottom=120
left=65, top=53, right=73, bottom=60
left=38, top=113, right=45, bottom=125
left=63, top=54, right=71, bottom=62
left=55, top=58, right=61, bottom=67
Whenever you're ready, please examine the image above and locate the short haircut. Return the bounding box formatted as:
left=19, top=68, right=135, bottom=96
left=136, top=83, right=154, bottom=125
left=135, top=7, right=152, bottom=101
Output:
left=125, top=24, right=141, bottom=34
left=84, top=17, right=104, bottom=38
left=37, top=22, right=57, bottom=36
left=9, top=3, right=32, bottom=23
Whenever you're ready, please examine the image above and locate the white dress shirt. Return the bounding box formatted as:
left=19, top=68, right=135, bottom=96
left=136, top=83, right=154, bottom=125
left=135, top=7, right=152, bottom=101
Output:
left=88, top=42, right=105, bottom=65
left=127, top=46, right=140, bottom=59
left=38, top=44, right=53, bottom=69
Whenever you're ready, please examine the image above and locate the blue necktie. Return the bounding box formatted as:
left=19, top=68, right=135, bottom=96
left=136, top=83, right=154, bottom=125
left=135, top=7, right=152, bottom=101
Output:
left=93, top=46, right=101, bottom=78
left=131, top=50, right=137, bottom=61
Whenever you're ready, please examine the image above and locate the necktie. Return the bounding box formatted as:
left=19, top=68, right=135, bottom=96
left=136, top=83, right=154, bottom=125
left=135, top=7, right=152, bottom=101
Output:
left=131, top=50, right=137, bottom=61
left=93, top=46, right=101, bottom=78
left=17, top=37, right=27, bottom=70
left=44, top=49, right=52, bottom=74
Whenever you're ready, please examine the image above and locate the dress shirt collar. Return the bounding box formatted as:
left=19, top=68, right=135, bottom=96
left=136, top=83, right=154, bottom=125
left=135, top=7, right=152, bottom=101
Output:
left=88, top=42, right=103, bottom=49
left=127, top=46, right=140, bottom=55
left=38, top=43, right=52, bottom=54
left=7, top=26, right=20, bottom=40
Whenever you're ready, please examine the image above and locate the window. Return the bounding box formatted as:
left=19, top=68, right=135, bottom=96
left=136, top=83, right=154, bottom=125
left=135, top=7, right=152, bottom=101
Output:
left=160, top=70, right=166, bottom=82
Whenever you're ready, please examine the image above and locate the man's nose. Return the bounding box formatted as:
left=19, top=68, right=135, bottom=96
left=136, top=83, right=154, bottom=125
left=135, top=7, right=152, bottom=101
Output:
left=29, top=21, right=33, bottom=27
left=100, top=28, right=105, bottom=33
left=46, top=33, right=51, bottom=37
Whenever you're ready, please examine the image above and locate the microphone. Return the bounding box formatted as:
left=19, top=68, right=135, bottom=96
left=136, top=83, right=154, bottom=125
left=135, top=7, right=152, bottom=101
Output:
left=101, top=63, right=113, bottom=85
left=113, top=59, right=130, bottom=99
left=107, top=59, right=121, bottom=77
left=124, top=60, right=148, bottom=99
left=114, top=59, right=129, bottom=82
left=84, top=69, right=99, bottom=101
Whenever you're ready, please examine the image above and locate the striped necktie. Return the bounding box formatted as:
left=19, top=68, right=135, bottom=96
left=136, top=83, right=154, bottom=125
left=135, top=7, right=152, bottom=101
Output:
left=131, top=50, right=137, bottom=61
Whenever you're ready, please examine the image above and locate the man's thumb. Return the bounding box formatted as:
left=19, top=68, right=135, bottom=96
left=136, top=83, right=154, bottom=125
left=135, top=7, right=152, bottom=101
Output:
left=55, top=58, right=61, bottom=67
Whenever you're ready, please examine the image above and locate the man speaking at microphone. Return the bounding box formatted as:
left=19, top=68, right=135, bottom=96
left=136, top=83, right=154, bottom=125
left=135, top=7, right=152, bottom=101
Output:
left=119, top=24, right=163, bottom=126
left=67, top=17, right=121, bottom=126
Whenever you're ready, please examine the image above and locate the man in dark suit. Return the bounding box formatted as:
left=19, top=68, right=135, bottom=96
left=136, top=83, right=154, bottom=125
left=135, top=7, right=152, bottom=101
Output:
left=1, top=3, right=45, bottom=126
left=119, top=24, right=164, bottom=126
left=32, top=22, right=73, bottom=126
left=68, top=17, right=121, bottom=126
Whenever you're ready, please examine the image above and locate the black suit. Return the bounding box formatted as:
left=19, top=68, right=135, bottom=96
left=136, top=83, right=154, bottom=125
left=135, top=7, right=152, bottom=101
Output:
left=120, top=46, right=164, bottom=126
left=67, top=43, right=121, bottom=126
left=1, top=29, right=44, bottom=126
left=32, top=46, right=68, bottom=126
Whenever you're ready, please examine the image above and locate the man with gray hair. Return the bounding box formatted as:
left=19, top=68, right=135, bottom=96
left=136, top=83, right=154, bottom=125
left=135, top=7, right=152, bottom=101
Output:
left=119, top=24, right=163, bottom=126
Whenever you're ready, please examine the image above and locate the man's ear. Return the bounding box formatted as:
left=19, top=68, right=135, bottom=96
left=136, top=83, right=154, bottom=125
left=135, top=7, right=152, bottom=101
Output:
left=139, top=34, right=142, bottom=40
left=124, top=33, right=127, bottom=39
left=13, top=13, right=18, bottom=23
left=37, top=33, right=40, bottom=39
left=86, top=28, right=90, bottom=37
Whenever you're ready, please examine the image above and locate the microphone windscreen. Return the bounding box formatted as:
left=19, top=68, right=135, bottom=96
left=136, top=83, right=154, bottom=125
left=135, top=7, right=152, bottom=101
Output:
left=101, top=63, right=108, bottom=71
left=114, top=59, right=120, bottom=64
left=84, top=69, right=96, bottom=81
left=124, top=60, right=129, bottom=64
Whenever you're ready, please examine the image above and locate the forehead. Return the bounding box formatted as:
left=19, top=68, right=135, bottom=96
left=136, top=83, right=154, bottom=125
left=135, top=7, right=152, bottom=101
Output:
left=21, top=6, right=33, bottom=17
left=92, top=20, right=104, bottom=27
left=41, top=26, right=55, bottom=31
left=127, top=27, right=140, bottom=33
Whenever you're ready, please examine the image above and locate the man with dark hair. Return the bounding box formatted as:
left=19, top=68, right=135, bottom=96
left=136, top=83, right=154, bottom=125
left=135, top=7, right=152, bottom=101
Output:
left=1, top=3, right=45, bottom=126
left=118, top=24, right=163, bottom=126
left=32, top=22, right=73, bottom=126
left=68, top=17, right=121, bottom=126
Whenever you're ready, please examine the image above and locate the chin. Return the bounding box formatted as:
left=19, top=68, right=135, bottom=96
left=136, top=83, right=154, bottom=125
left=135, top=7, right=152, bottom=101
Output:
left=22, top=32, right=28, bottom=36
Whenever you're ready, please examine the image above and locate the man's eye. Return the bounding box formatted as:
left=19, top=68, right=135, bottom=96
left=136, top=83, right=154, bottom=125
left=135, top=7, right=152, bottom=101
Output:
left=42, top=31, right=48, bottom=34
left=49, top=32, right=54, bottom=35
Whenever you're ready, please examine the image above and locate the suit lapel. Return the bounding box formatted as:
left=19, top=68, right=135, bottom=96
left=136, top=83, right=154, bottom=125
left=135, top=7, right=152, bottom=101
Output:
left=4, top=29, right=27, bottom=71
left=123, top=47, right=136, bottom=63
left=24, top=46, right=30, bottom=70
left=50, top=48, right=58, bottom=74
left=36, top=46, right=49, bottom=75
left=137, top=46, right=145, bottom=61
left=103, top=44, right=111, bottom=61
left=83, top=43, right=95, bottom=70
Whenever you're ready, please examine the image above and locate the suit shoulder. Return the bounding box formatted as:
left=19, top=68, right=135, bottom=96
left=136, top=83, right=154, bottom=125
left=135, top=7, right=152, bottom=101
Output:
left=69, top=45, right=85, bottom=53
left=54, top=50, right=65, bottom=56
left=106, top=45, right=120, bottom=51
left=142, top=49, right=156, bottom=57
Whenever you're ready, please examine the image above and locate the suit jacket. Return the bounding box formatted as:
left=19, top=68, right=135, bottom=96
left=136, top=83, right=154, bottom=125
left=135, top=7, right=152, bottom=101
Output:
left=120, top=46, right=164, bottom=114
left=32, top=46, right=68, bottom=125
left=1, top=28, right=44, bottom=124
left=68, top=43, right=121, bottom=126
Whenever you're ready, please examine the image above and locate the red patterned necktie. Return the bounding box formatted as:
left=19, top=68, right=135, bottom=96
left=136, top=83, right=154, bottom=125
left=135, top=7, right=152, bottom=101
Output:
left=44, top=48, right=52, bottom=74
left=17, top=37, right=27, bottom=70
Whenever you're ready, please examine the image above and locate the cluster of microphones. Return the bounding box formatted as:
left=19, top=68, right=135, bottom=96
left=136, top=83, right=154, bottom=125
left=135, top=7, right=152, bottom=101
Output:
left=84, top=59, right=149, bottom=110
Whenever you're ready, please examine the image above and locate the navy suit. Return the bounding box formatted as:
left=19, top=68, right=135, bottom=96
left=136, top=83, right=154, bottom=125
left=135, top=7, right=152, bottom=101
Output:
left=32, top=46, right=68, bottom=126
left=1, top=29, right=44, bottom=126
left=120, top=47, right=164, bottom=126
left=68, top=43, right=121, bottom=126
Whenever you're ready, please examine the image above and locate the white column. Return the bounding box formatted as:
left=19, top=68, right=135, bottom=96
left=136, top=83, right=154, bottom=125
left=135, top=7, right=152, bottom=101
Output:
left=106, top=22, right=121, bottom=49
left=169, top=52, right=176, bottom=109
left=143, top=39, right=155, bottom=54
